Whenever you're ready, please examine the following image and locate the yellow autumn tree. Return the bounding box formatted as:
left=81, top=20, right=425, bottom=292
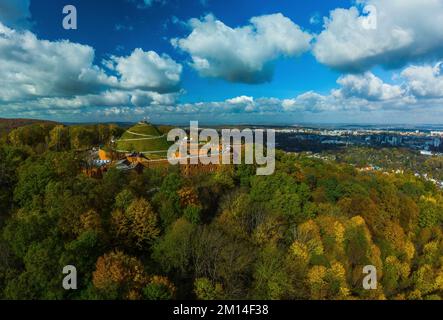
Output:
left=79, top=209, right=103, bottom=235
left=307, top=265, right=327, bottom=300
left=383, top=256, right=410, bottom=296
left=344, top=216, right=383, bottom=294
left=325, top=261, right=351, bottom=300
left=297, top=220, right=324, bottom=257
left=111, top=198, right=160, bottom=249
left=93, top=250, right=148, bottom=299
left=315, top=215, right=346, bottom=260
left=178, top=187, right=200, bottom=207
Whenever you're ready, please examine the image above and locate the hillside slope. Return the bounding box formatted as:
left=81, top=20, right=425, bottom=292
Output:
left=115, top=122, right=172, bottom=159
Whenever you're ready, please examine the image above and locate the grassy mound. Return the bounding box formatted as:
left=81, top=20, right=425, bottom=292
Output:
left=116, top=122, right=172, bottom=159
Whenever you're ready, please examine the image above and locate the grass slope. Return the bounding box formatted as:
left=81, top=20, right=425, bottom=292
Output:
left=116, top=122, right=172, bottom=159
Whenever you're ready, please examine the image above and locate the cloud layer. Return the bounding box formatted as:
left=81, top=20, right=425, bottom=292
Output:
left=136, top=64, right=443, bottom=120
left=0, top=22, right=182, bottom=117
left=2, top=14, right=442, bottom=122
left=313, top=0, right=443, bottom=72
left=2, top=1, right=443, bottom=123
left=172, top=13, right=312, bottom=84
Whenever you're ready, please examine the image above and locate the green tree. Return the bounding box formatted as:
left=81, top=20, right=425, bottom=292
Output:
left=152, top=218, right=195, bottom=274
left=142, top=276, right=176, bottom=300
left=194, top=278, right=224, bottom=300
left=48, top=125, right=70, bottom=151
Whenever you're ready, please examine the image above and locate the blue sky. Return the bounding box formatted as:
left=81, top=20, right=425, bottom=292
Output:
left=30, top=0, right=341, bottom=101
left=1, top=0, right=443, bottom=124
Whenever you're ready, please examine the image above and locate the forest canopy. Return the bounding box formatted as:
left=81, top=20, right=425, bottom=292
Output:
left=0, top=123, right=442, bottom=300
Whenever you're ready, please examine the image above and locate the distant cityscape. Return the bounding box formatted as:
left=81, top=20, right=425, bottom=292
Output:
left=272, top=126, right=443, bottom=155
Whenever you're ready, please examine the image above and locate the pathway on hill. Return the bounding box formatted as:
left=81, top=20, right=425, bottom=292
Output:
left=126, top=130, right=161, bottom=137
left=117, top=135, right=166, bottom=142
left=117, top=131, right=166, bottom=142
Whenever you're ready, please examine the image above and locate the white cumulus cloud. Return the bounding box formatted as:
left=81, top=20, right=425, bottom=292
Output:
left=401, top=62, right=443, bottom=98
left=106, top=48, right=182, bottom=93
left=313, top=0, right=443, bottom=72
left=0, top=22, right=117, bottom=102
left=0, top=22, right=183, bottom=117
left=172, top=13, right=312, bottom=83
left=335, top=73, right=404, bottom=101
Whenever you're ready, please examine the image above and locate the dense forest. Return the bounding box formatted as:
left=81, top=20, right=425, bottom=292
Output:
left=0, top=123, right=443, bottom=300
